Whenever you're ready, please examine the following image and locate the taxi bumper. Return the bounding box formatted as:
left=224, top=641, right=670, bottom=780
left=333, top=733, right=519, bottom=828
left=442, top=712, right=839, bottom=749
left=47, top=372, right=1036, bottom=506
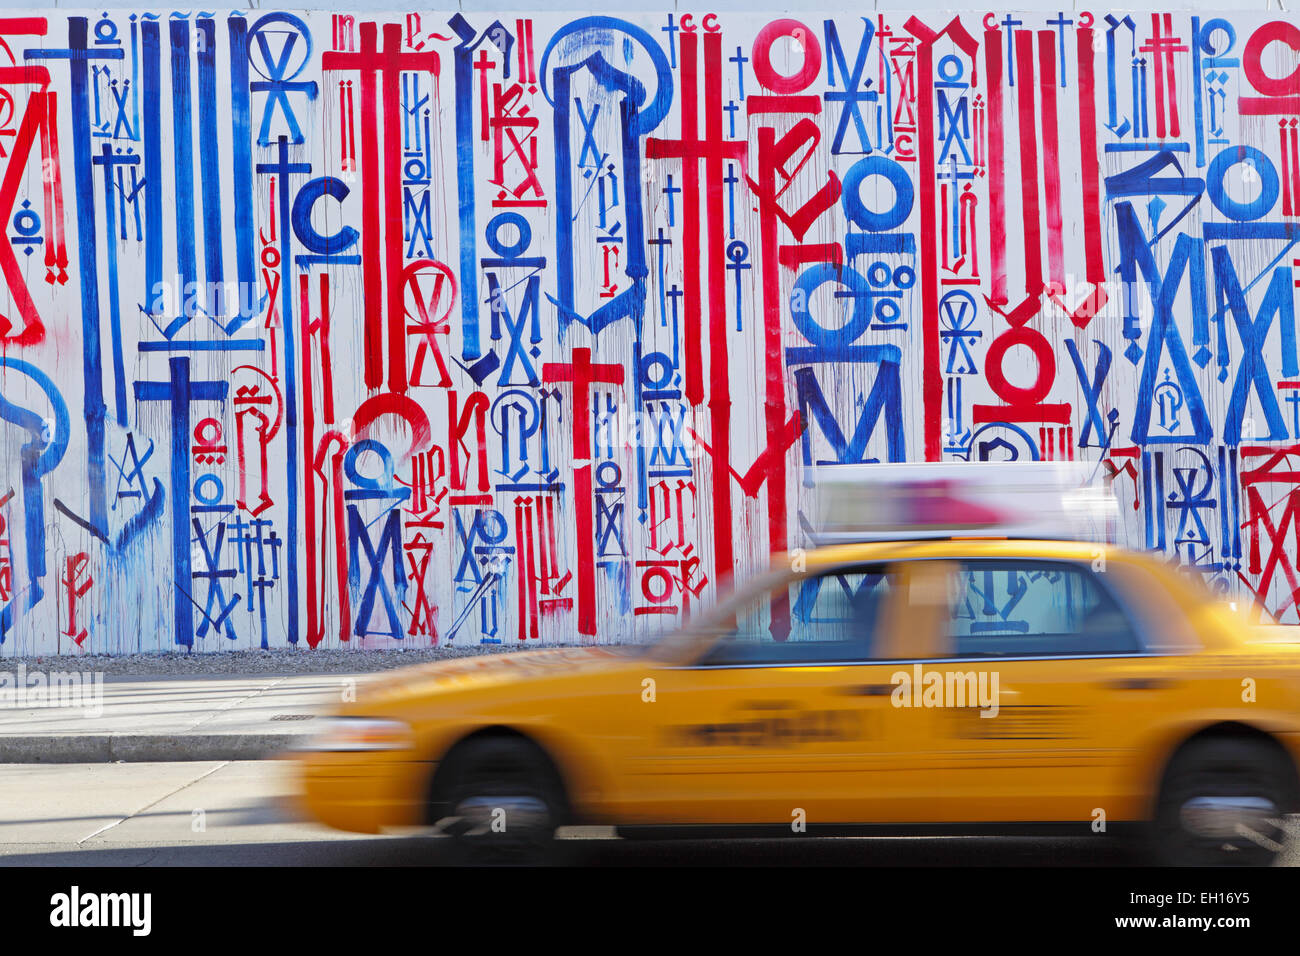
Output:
left=294, top=749, right=433, bottom=834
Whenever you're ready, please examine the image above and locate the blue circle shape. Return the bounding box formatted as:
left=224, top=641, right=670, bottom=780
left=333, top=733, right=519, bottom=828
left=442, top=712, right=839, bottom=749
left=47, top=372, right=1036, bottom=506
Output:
left=842, top=155, right=914, bottom=233
left=790, top=264, right=874, bottom=349
left=1207, top=145, right=1278, bottom=222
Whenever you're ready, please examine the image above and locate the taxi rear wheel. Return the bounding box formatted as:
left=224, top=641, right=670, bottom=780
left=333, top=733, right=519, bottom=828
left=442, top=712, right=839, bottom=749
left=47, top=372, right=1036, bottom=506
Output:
left=1153, top=737, right=1297, bottom=866
left=429, top=736, right=566, bottom=864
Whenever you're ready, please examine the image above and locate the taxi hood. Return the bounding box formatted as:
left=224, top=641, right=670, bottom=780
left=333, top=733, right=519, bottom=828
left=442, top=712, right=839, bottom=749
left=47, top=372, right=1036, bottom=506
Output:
left=353, top=645, right=642, bottom=701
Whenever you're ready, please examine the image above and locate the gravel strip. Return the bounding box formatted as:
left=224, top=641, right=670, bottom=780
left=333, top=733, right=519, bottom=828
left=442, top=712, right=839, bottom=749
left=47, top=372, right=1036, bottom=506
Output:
left=0, top=644, right=642, bottom=677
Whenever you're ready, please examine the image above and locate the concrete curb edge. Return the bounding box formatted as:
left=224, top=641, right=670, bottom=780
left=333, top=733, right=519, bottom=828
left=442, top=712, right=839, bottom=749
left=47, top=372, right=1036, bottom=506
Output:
left=0, top=734, right=299, bottom=763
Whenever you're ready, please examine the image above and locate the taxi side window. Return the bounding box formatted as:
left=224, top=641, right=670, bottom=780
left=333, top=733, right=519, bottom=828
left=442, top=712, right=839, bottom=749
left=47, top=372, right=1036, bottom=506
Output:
left=699, top=566, right=894, bottom=665
left=947, top=560, right=1141, bottom=658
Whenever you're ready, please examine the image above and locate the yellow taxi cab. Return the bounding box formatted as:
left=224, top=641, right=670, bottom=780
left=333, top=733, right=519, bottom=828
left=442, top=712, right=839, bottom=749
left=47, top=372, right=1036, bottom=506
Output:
left=293, top=464, right=1300, bottom=865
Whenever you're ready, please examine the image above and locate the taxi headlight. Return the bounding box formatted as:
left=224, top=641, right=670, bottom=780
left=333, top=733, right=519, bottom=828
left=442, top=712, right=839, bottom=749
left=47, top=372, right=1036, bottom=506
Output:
left=299, top=717, right=413, bottom=753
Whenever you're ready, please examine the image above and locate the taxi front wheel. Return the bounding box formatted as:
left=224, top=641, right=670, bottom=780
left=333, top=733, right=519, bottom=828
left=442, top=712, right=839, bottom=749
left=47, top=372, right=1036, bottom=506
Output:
left=429, top=736, right=567, bottom=865
left=1152, top=737, right=1298, bottom=866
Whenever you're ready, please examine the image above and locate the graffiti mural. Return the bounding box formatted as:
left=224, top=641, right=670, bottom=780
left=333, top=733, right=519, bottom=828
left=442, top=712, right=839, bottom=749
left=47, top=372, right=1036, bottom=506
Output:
left=2, top=9, right=1300, bottom=653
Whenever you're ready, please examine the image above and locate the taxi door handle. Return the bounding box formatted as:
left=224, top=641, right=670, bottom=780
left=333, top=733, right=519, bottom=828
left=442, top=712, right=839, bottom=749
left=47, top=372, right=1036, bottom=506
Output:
left=1103, top=677, right=1175, bottom=691
left=838, top=683, right=895, bottom=697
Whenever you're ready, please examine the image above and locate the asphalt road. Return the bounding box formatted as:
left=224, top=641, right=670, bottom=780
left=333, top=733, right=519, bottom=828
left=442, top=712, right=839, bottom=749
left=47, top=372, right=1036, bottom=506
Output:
left=0, top=761, right=1280, bottom=867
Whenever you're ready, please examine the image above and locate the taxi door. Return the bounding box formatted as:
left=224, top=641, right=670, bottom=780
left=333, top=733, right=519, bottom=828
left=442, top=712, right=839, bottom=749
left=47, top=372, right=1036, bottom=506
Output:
left=615, top=561, right=952, bottom=826
left=914, top=556, right=1170, bottom=823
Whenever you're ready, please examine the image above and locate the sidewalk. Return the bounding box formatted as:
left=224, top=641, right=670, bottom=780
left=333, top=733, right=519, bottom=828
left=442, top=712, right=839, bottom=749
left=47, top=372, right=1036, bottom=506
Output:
left=0, top=674, right=366, bottom=763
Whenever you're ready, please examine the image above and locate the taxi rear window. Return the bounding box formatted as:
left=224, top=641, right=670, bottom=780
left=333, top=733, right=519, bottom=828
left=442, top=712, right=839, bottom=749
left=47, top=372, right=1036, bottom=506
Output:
left=945, top=559, right=1141, bottom=658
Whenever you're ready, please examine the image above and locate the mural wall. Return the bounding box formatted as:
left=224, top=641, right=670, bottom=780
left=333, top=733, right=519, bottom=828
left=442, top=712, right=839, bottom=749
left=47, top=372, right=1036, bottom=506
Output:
left=2, top=9, right=1300, bottom=653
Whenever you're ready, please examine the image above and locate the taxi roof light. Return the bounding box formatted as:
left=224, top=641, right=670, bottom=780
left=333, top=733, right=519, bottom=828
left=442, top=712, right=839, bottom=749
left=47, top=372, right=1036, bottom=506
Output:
left=807, top=461, right=1119, bottom=546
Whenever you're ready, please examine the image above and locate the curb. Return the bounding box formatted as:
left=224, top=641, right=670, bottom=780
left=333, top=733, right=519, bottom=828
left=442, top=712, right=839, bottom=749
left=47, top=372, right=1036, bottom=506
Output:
left=0, top=734, right=302, bottom=763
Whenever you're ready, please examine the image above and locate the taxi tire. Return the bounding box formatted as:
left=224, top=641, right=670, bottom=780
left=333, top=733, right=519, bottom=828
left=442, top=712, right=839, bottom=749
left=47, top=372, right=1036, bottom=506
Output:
left=1152, top=736, right=1297, bottom=867
left=431, top=736, right=566, bottom=866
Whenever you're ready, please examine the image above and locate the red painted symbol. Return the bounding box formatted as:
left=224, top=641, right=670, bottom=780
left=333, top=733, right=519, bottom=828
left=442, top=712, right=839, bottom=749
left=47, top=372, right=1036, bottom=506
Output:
left=192, top=418, right=227, bottom=465
left=60, top=552, right=92, bottom=646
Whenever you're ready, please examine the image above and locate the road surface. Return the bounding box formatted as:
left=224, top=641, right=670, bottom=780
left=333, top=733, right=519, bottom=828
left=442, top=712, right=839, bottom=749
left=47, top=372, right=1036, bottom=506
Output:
left=0, top=761, right=1285, bottom=867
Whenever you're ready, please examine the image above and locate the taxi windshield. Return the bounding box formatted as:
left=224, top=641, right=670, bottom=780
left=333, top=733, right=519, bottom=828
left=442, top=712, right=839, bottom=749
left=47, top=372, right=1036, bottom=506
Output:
left=643, top=568, right=789, bottom=663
